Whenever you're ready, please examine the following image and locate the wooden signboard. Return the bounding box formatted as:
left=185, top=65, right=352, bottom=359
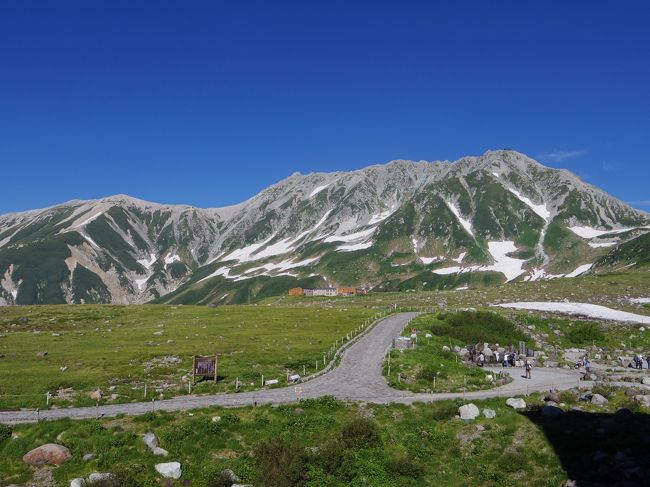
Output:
left=192, top=355, right=218, bottom=384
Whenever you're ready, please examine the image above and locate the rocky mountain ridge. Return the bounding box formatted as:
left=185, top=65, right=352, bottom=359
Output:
left=1, top=150, right=648, bottom=305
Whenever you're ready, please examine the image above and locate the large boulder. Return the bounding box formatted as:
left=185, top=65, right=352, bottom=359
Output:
left=70, top=479, right=85, bottom=487
left=591, top=393, right=609, bottom=405
left=458, top=403, right=480, bottom=420
left=155, top=461, right=182, bottom=479
left=641, top=377, right=650, bottom=385
left=506, top=397, right=526, bottom=410
left=22, top=443, right=71, bottom=465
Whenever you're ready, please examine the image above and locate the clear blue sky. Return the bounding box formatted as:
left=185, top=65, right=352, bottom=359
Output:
left=1, top=1, right=649, bottom=214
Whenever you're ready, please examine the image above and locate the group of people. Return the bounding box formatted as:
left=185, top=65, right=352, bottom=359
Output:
left=631, top=354, right=650, bottom=369
left=574, top=355, right=592, bottom=373
left=470, top=347, right=533, bottom=379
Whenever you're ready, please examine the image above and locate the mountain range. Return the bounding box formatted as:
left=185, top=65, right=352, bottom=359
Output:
left=1, top=150, right=649, bottom=306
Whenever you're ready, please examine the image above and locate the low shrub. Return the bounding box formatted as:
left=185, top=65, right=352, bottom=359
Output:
left=340, top=417, right=381, bottom=449
left=565, top=322, right=605, bottom=346
left=254, top=437, right=308, bottom=487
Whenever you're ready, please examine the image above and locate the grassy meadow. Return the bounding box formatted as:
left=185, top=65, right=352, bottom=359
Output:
left=0, top=395, right=568, bottom=487
left=0, top=305, right=374, bottom=410
left=2, top=388, right=648, bottom=487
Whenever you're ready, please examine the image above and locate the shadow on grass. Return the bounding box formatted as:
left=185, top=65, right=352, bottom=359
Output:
left=523, top=408, right=650, bottom=486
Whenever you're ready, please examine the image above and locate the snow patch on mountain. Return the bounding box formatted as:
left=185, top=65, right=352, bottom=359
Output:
left=507, top=188, right=550, bottom=221
left=446, top=202, right=474, bottom=237
left=565, top=263, right=592, bottom=278
left=589, top=242, right=617, bottom=248
left=336, top=241, right=373, bottom=252
left=138, top=253, right=157, bottom=269
left=135, top=276, right=149, bottom=291
left=240, top=257, right=320, bottom=277
left=309, top=184, right=330, bottom=198
left=81, top=234, right=99, bottom=248
left=569, top=226, right=634, bottom=239
left=420, top=256, right=442, bottom=265
left=368, top=206, right=397, bottom=225
left=432, top=241, right=525, bottom=282
left=453, top=252, right=467, bottom=264
left=74, top=211, right=104, bottom=228
left=324, top=227, right=376, bottom=244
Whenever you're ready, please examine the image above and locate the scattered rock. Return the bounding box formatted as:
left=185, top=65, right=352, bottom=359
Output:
left=143, top=432, right=159, bottom=450
left=211, top=416, right=221, bottom=423
left=442, top=345, right=450, bottom=352
left=153, top=447, right=169, bottom=456
left=591, top=393, right=609, bottom=405
left=541, top=405, right=564, bottom=418
left=155, top=461, right=182, bottom=479
left=36, top=351, right=48, bottom=357
left=70, top=478, right=85, bottom=487
left=87, top=473, right=116, bottom=483
left=545, top=392, right=561, bottom=403
left=458, top=403, right=480, bottom=420
left=82, top=453, right=96, bottom=461
left=482, top=408, right=496, bottom=419
left=506, top=397, right=526, bottom=409
left=634, top=395, right=650, bottom=408
left=22, top=443, right=71, bottom=465
left=220, top=469, right=241, bottom=483
left=642, top=377, right=650, bottom=385
left=293, top=407, right=305, bottom=415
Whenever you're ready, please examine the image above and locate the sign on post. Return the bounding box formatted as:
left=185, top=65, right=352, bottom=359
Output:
left=193, top=355, right=218, bottom=384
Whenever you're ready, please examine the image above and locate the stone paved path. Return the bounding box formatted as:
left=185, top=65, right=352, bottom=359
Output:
left=0, top=313, right=583, bottom=424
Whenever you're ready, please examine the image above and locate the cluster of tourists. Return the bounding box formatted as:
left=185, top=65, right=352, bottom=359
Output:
left=468, top=346, right=533, bottom=379
left=631, top=354, right=650, bottom=369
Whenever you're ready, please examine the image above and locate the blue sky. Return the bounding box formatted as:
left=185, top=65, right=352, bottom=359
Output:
left=1, top=1, right=649, bottom=214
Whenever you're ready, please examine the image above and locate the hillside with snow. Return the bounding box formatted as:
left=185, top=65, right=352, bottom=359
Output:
left=0, top=150, right=648, bottom=305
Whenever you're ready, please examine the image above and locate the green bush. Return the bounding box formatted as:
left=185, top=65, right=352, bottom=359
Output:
left=565, top=322, right=605, bottom=346
left=440, top=311, right=529, bottom=346
left=340, top=417, right=381, bottom=449
left=254, top=437, right=309, bottom=487
left=0, top=423, right=12, bottom=443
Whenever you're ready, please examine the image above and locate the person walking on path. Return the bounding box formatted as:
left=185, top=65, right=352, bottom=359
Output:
left=646, top=354, right=650, bottom=370
left=584, top=357, right=591, bottom=374
left=524, top=359, right=532, bottom=379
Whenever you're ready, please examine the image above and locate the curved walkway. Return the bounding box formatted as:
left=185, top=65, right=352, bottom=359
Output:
left=0, top=313, right=584, bottom=424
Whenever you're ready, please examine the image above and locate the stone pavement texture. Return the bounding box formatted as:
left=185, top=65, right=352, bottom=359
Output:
left=0, top=313, right=583, bottom=424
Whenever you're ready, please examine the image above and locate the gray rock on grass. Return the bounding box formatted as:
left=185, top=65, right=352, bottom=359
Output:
left=155, top=461, right=182, bottom=479
left=458, top=403, right=480, bottom=420
left=591, top=393, right=609, bottom=405
left=482, top=408, right=496, bottom=419
left=506, top=397, right=526, bottom=409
